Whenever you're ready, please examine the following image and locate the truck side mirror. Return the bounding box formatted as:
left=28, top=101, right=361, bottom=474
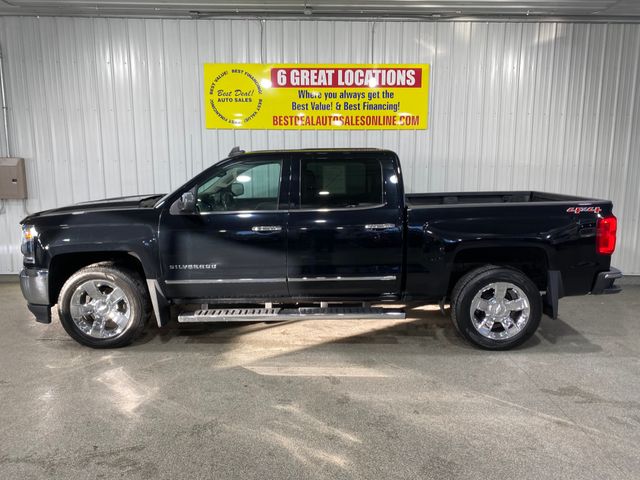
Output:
left=178, top=191, right=197, bottom=213
left=230, top=182, right=244, bottom=197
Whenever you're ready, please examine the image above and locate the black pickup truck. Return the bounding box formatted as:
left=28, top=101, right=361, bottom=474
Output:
left=19, top=148, right=621, bottom=349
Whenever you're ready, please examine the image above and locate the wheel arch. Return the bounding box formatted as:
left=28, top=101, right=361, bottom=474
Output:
left=48, top=251, right=147, bottom=305
left=448, top=245, right=551, bottom=297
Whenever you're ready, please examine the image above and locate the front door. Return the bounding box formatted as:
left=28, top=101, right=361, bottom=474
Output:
left=159, top=155, right=289, bottom=300
left=286, top=152, right=404, bottom=298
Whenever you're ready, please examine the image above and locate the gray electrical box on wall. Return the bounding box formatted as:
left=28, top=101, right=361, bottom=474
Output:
left=0, top=157, right=27, bottom=199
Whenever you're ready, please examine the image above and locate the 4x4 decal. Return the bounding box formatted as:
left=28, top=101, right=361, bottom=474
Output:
left=567, top=206, right=602, bottom=214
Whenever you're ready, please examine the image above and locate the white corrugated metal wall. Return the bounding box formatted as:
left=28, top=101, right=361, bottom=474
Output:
left=0, top=17, right=639, bottom=274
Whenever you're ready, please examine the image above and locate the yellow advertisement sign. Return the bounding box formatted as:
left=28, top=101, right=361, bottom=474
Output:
left=204, top=64, right=429, bottom=130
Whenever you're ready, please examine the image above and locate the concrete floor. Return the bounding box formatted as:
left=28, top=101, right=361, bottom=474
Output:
left=0, top=282, right=639, bottom=480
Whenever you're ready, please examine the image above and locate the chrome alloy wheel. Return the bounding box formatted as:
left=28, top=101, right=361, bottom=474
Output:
left=69, top=279, right=132, bottom=339
left=469, top=282, right=531, bottom=340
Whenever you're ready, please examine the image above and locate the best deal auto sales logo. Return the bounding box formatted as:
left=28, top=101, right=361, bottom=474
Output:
left=207, top=68, right=264, bottom=127
left=567, top=206, right=602, bottom=214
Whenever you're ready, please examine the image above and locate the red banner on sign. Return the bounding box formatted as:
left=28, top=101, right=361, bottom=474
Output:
left=271, top=67, right=422, bottom=88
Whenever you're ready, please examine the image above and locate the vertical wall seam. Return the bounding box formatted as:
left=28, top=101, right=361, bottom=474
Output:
left=524, top=23, right=540, bottom=188
left=558, top=24, right=574, bottom=193
left=443, top=23, right=453, bottom=189
left=142, top=20, right=156, bottom=193
left=604, top=26, right=624, bottom=200
left=52, top=19, right=75, bottom=204
left=70, top=19, right=91, bottom=200
left=508, top=23, right=524, bottom=188
left=90, top=17, right=108, bottom=197
left=160, top=19, right=174, bottom=188
left=427, top=22, right=438, bottom=190
left=195, top=20, right=205, bottom=175
left=125, top=19, right=141, bottom=193
left=459, top=22, right=472, bottom=190
left=589, top=24, right=608, bottom=194
left=106, top=19, right=124, bottom=196
left=36, top=19, right=59, bottom=207
left=476, top=23, right=489, bottom=190
left=492, top=23, right=507, bottom=190
left=541, top=23, right=558, bottom=188
left=0, top=19, right=5, bottom=157
left=575, top=24, right=591, bottom=194
left=177, top=20, right=189, bottom=181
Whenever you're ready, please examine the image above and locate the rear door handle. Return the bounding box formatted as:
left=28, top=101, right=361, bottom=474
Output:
left=251, top=225, right=282, bottom=232
left=364, top=223, right=396, bottom=231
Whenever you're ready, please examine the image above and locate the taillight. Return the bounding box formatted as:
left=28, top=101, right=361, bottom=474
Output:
left=596, top=216, right=617, bottom=255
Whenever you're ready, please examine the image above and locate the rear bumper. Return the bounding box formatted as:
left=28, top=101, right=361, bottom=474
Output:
left=591, top=267, right=623, bottom=295
left=20, top=268, right=52, bottom=324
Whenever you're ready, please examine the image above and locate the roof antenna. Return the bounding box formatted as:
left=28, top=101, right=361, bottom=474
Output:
left=228, top=146, right=245, bottom=157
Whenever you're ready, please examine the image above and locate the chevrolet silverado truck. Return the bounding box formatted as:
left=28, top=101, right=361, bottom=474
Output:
left=19, top=148, right=622, bottom=349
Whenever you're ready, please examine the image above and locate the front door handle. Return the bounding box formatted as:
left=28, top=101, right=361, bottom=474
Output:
left=364, top=223, right=396, bottom=231
left=251, top=225, right=283, bottom=232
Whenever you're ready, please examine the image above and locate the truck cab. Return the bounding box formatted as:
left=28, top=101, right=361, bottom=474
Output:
left=159, top=149, right=404, bottom=301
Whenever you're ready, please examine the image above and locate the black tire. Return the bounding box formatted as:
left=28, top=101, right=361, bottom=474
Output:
left=450, top=265, right=542, bottom=350
left=57, top=262, right=150, bottom=348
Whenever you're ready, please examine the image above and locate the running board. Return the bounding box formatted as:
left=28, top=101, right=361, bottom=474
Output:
left=177, top=307, right=405, bottom=323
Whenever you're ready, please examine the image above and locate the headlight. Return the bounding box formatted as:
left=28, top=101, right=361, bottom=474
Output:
left=21, top=224, right=37, bottom=263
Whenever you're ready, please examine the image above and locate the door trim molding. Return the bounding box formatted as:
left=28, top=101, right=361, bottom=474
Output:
left=288, top=275, right=397, bottom=282
left=165, top=278, right=286, bottom=285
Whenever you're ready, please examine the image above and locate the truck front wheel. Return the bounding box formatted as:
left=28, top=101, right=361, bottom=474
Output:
left=450, top=266, right=542, bottom=350
left=57, top=263, right=150, bottom=348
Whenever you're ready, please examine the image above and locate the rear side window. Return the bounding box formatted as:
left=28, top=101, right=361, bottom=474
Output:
left=300, top=157, right=383, bottom=209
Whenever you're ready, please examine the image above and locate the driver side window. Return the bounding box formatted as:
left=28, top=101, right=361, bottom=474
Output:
left=196, top=159, right=282, bottom=213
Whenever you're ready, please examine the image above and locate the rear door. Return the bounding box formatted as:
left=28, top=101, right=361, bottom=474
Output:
left=286, top=151, right=404, bottom=298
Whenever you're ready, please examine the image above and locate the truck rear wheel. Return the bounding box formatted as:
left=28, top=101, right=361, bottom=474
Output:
left=450, top=266, right=542, bottom=350
left=57, top=263, right=150, bottom=348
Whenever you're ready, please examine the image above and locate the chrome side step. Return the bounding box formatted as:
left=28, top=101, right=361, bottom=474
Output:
left=179, top=308, right=280, bottom=322
left=177, top=307, right=405, bottom=323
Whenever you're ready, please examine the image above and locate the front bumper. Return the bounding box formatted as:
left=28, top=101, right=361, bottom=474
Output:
left=20, top=268, right=52, bottom=324
left=591, top=267, right=623, bottom=295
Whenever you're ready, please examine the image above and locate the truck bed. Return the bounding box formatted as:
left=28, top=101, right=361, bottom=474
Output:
left=403, top=189, right=614, bottom=301
left=405, top=191, right=592, bottom=207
